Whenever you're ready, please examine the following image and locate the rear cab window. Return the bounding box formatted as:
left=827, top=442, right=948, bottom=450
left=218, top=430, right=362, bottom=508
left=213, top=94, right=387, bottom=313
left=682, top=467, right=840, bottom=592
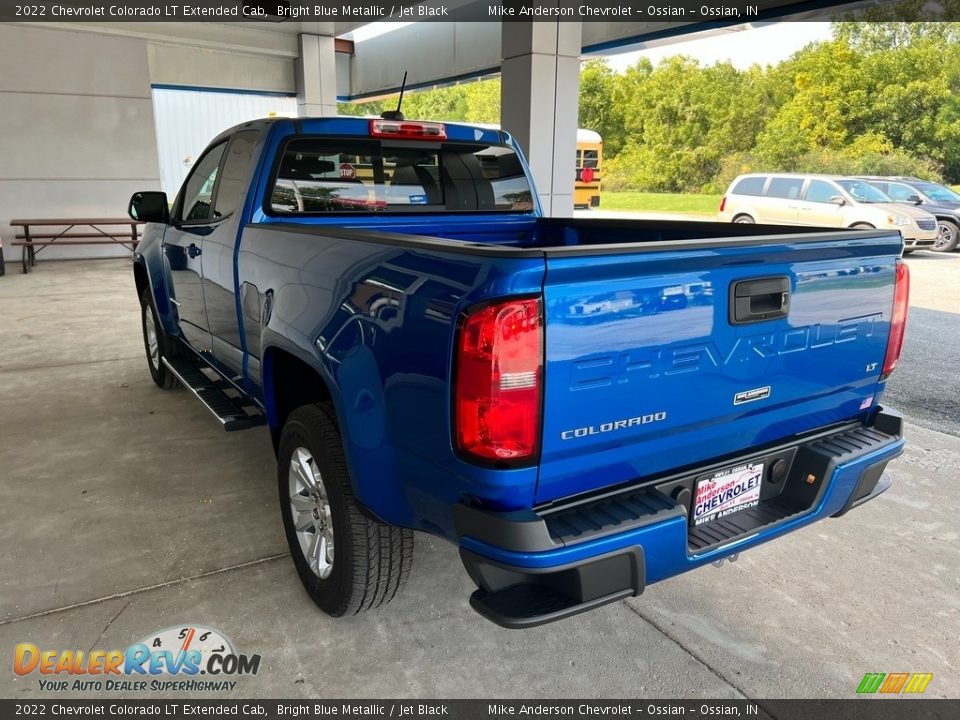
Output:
left=269, top=138, right=534, bottom=214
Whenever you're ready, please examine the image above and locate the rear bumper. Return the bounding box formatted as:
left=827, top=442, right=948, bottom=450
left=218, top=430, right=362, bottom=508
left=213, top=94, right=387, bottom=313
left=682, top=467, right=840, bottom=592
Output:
left=455, top=409, right=905, bottom=628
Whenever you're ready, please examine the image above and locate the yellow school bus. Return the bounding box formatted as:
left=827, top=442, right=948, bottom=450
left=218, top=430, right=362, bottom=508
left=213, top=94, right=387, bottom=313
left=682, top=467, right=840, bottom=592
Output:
left=575, top=128, right=602, bottom=209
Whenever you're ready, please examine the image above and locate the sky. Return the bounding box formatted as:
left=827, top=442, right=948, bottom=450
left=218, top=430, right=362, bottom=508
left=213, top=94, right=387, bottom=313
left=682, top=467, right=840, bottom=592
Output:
left=350, top=21, right=836, bottom=72
left=604, top=22, right=835, bottom=70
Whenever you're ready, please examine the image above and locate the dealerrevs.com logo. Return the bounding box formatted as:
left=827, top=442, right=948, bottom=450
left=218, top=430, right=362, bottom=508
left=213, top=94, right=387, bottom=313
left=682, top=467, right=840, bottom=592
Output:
left=14, top=625, right=261, bottom=692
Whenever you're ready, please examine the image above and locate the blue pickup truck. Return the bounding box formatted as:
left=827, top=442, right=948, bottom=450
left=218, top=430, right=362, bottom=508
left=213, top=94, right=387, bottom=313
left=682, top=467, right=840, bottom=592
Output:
left=129, top=116, right=909, bottom=628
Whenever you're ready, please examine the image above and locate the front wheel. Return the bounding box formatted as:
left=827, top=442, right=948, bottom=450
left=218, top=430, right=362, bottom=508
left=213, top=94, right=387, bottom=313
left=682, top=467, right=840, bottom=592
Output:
left=278, top=403, right=413, bottom=617
left=934, top=219, right=959, bottom=252
left=733, top=214, right=755, bottom=224
left=139, top=288, right=180, bottom=389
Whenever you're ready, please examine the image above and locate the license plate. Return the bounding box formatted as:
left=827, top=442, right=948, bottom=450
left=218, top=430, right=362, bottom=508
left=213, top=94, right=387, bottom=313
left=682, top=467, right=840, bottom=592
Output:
left=692, top=462, right=764, bottom=527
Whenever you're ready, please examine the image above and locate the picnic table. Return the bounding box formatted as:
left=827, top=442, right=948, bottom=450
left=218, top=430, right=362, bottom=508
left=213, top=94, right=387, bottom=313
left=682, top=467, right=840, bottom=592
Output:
left=10, top=218, right=143, bottom=274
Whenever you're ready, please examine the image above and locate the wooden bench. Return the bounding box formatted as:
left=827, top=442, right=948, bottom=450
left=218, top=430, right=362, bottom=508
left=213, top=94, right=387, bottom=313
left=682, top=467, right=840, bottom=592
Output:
left=10, top=218, right=143, bottom=274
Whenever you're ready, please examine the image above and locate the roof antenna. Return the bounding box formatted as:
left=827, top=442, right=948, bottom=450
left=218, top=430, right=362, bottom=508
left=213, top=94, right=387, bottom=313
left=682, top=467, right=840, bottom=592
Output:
left=380, top=71, right=407, bottom=121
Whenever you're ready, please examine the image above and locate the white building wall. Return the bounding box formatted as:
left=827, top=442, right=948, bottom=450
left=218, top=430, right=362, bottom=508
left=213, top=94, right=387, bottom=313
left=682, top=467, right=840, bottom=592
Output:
left=0, top=24, right=161, bottom=262
left=148, top=43, right=296, bottom=95
left=0, top=22, right=306, bottom=265
left=152, top=88, right=296, bottom=196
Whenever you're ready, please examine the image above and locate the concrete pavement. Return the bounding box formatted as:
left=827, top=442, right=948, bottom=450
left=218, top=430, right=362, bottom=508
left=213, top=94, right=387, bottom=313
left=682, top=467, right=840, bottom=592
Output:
left=0, top=256, right=957, bottom=699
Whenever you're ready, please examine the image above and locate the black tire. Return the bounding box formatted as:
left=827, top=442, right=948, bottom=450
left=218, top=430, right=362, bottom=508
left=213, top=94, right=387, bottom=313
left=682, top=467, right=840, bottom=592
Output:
left=0, top=247, right=5, bottom=276
left=934, top=219, right=959, bottom=252
left=903, top=249, right=915, bottom=255
left=733, top=214, right=755, bottom=224
left=139, top=288, right=180, bottom=390
left=278, top=402, right=413, bottom=617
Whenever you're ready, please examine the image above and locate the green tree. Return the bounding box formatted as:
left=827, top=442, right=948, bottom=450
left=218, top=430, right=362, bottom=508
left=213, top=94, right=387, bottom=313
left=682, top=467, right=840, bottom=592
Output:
left=337, top=98, right=385, bottom=116
left=578, top=59, right=621, bottom=152
left=604, top=56, right=774, bottom=192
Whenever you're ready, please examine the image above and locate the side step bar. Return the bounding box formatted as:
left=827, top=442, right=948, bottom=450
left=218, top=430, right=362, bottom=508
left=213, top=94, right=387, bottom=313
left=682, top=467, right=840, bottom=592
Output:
left=162, top=356, right=264, bottom=431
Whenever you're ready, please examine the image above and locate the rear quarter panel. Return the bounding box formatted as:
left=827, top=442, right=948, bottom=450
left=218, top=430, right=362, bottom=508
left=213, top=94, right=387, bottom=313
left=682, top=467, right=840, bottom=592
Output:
left=238, top=224, right=547, bottom=536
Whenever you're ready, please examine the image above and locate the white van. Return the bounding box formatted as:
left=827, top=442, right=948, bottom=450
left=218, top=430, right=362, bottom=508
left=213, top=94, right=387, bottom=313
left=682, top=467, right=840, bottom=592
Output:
left=718, top=173, right=938, bottom=252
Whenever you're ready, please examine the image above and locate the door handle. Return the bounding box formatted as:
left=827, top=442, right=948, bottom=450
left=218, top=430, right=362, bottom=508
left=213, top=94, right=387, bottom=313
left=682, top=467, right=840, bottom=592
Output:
left=187, top=243, right=201, bottom=259
left=729, top=276, right=790, bottom=324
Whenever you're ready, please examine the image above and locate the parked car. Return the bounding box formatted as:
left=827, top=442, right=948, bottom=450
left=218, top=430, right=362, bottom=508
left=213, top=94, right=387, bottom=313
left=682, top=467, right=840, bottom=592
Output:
left=129, top=117, right=908, bottom=628
left=718, top=173, right=939, bottom=253
left=858, top=176, right=960, bottom=252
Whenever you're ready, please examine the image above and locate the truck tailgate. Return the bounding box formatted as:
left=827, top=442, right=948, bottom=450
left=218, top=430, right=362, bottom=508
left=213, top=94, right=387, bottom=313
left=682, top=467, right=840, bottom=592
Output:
left=537, top=231, right=902, bottom=504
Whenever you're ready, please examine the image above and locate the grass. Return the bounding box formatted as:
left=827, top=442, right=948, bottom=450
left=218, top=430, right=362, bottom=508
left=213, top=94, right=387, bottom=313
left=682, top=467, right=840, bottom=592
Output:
left=601, top=192, right=722, bottom=216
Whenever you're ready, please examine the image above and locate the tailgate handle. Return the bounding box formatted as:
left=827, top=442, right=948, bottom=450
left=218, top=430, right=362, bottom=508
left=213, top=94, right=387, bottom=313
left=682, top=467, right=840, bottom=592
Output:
left=730, top=276, right=790, bottom=324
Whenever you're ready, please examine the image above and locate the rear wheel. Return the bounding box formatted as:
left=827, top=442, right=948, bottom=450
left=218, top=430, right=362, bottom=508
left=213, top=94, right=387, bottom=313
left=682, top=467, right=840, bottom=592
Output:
left=850, top=223, right=876, bottom=229
left=934, top=219, right=959, bottom=252
left=278, top=403, right=413, bottom=617
left=139, top=288, right=180, bottom=390
left=733, top=214, right=755, bottom=224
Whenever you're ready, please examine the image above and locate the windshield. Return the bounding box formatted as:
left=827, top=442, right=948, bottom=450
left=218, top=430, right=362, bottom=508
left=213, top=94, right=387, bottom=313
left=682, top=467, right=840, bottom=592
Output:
left=915, top=182, right=960, bottom=203
left=835, top=179, right=892, bottom=203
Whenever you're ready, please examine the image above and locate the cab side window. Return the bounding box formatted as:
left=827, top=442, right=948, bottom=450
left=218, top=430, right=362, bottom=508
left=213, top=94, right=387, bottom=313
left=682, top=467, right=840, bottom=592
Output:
left=213, top=131, right=260, bottom=219
left=179, top=141, right=227, bottom=223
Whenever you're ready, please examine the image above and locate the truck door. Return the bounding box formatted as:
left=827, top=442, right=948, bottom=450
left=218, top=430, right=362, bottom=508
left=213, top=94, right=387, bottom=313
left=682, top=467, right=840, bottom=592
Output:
left=199, top=129, right=262, bottom=381
left=162, top=140, right=227, bottom=350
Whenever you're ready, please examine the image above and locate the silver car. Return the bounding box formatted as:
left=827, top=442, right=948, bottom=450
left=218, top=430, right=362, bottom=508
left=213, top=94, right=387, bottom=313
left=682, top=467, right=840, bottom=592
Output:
left=718, top=173, right=939, bottom=252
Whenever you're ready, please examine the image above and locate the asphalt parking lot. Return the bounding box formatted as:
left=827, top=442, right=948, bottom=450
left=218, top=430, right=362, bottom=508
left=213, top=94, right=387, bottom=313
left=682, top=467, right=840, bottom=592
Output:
left=0, top=249, right=957, bottom=699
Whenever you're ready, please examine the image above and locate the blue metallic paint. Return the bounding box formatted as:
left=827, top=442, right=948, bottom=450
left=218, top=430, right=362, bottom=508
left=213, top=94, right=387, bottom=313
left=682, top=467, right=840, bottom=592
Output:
left=537, top=237, right=900, bottom=503
left=133, top=116, right=907, bottom=598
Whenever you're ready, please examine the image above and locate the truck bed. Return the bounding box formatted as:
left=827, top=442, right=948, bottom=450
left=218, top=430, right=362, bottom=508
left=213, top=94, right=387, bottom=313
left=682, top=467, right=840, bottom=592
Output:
left=243, top=217, right=902, bottom=507
left=259, top=216, right=873, bottom=255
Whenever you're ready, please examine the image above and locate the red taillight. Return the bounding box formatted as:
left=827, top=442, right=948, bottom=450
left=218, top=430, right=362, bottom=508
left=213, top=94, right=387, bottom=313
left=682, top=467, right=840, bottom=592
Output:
left=719, top=196, right=727, bottom=212
left=369, top=119, right=447, bottom=140
left=881, top=260, right=910, bottom=379
left=454, top=298, right=542, bottom=464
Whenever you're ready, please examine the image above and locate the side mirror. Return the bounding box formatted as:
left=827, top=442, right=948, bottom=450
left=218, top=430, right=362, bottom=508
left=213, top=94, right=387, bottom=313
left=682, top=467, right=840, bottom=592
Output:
left=907, top=194, right=923, bottom=205
left=128, top=191, right=169, bottom=223
left=829, top=195, right=846, bottom=206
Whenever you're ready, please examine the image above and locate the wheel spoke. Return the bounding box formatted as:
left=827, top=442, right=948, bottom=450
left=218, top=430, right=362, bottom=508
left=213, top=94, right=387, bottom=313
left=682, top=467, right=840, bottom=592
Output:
left=287, top=445, right=335, bottom=579
left=144, top=306, right=160, bottom=369
left=295, top=450, right=318, bottom=491
left=325, top=531, right=334, bottom=564
left=290, top=493, right=314, bottom=512
left=307, top=531, right=322, bottom=574
left=294, top=510, right=315, bottom=532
